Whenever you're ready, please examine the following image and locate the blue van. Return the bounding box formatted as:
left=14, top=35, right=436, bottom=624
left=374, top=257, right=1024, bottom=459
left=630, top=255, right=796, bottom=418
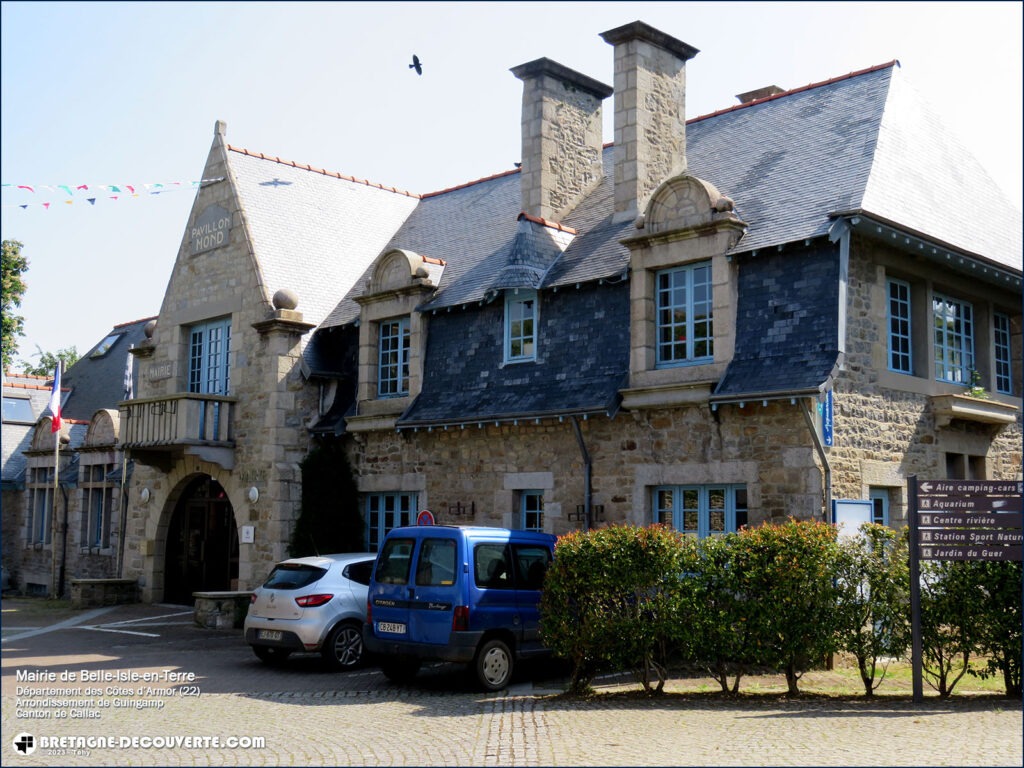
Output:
left=363, top=525, right=557, bottom=691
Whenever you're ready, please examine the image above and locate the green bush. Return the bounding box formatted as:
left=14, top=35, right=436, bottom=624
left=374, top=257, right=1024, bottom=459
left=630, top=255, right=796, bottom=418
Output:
left=540, top=525, right=694, bottom=694
left=729, top=519, right=843, bottom=694
left=833, top=524, right=911, bottom=696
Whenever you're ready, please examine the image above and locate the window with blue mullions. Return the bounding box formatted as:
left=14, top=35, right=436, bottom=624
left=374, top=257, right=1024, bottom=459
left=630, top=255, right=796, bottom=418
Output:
left=520, top=490, right=544, bottom=532
left=654, top=485, right=747, bottom=537
left=994, top=312, right=1013, bottom=395
left=505, top=291, right=537, bottom=363
left=189, top=318, right=232, bottom=395
left=365, top=492, right=416, bottom=551
left=932, top=293, right=974, bottom=384
left=886, top=278, right=912, bottom=374
left=378, top=317, right=410, bottom=396
left=656, top=262, right=713, bottom=367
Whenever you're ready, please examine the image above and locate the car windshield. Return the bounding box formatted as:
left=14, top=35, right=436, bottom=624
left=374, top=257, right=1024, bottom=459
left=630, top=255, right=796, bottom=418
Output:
left=262, top=563, right=327, bottom=590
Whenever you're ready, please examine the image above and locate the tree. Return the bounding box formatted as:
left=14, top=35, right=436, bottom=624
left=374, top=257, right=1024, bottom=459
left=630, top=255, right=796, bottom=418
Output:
left=2, top=239, right=28, bottom=371
left=833, top=524, right=911, bottom=696
left=289, top=439, right=364, bottom=557
left=19, top=345, right=79, bottom=376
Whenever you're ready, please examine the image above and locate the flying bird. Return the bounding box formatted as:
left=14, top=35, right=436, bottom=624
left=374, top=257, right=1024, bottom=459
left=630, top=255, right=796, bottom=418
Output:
left=409, top=54, right=423, bottom=75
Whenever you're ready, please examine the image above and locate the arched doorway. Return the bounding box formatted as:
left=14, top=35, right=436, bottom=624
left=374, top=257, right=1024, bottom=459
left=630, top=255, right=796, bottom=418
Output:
left=164, top=476, right=239, bottom=604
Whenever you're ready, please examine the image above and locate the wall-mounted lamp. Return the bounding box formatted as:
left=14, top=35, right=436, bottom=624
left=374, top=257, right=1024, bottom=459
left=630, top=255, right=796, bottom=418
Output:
left=140, top=488, right=151, bottom=504
left=247, top=487, right=259, bottom=504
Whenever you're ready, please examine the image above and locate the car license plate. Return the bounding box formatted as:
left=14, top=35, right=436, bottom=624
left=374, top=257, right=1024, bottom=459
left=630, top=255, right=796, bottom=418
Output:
left=258, top=630, right=283, bottom=641
left=377, top=621, right=406, bottom=635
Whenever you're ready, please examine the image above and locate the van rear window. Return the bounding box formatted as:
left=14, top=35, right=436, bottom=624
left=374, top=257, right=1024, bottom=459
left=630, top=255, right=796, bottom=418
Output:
left=376, top=537, right=415, bottom=584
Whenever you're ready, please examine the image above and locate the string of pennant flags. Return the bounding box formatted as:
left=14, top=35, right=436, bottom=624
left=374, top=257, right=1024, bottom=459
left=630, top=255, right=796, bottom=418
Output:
left=1, top=178, right=224, bottom=210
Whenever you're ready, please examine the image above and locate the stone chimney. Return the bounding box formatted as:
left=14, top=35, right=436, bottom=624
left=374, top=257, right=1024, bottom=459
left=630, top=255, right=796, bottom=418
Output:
left=599, top=21, right=699, bottom=222
left=510, top=58, right=613, bottom=222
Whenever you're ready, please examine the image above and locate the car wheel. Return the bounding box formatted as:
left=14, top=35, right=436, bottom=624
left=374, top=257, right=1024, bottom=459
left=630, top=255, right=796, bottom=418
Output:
left=252, top=645, right=291, bottom=666
left=474, top=638, right=513, bottom=691
left=380, top=656, right=421, bottom=683
left=322, top=621, right=364, bottom=671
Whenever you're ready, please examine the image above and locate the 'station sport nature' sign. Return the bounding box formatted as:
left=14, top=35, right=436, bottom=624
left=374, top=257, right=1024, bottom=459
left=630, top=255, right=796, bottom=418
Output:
left=913, top=479, right=1023, bottom=562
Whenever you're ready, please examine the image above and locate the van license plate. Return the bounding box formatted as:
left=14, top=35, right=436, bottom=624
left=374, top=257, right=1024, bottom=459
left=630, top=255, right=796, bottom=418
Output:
left=258, top=630, right=282, bottom=641
left=377, top=621, right=406, bottom=635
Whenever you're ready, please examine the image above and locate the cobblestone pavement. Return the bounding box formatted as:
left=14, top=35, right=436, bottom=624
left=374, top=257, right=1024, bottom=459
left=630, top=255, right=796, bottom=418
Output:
left=2, top=599, right=1021, bottom=766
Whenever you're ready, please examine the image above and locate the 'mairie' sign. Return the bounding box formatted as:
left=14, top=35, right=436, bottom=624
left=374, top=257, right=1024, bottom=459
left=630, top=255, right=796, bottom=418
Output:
left=190, top=204, right=232, bottom=256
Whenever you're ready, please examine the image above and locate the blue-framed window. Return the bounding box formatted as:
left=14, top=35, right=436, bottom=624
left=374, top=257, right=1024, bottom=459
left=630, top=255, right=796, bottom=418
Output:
left=656, top=262, right=713, bottom=367
left=378, top=317, right=410, bottom=397
left=189, top=317, right=232, bottom=395
left=886, top=278, right=912, bottom=374
left=932, top=293, right=974, bottom=385
left=869, top=488, right=890, bottom=526
left=505, top=290, right=537, bottom=363
left=654, top=485, right=747, bottom=537
left=81, top=463, right=114, bottom=550
left=520, top=490, right=544, bottom=532
left=365, top=492, right=416, bottom=551
left=994, top=312, right=1013, bottom=395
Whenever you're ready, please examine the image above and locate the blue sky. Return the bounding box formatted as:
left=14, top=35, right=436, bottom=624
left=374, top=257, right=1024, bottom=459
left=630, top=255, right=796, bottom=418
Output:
left=2, top=1, right=1021, bottom=367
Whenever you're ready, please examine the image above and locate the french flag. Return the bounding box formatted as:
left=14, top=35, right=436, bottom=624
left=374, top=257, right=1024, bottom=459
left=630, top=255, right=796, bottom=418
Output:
left=48, top=365, right=62, bottom=433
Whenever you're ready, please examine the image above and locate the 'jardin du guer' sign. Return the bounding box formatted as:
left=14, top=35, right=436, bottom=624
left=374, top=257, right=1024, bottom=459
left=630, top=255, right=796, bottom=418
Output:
left=190, top=204, right=232, bottom=256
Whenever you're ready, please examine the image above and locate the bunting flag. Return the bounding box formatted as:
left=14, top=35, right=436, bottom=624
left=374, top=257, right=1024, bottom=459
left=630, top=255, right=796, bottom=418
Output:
left=1, top=178, right=224, bottom=210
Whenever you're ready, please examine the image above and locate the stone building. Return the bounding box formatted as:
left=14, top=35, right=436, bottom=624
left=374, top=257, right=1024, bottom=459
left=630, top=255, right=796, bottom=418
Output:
left=2, top=318, right=152, bottom=596
left=11, top=20, right=1017, bottom=603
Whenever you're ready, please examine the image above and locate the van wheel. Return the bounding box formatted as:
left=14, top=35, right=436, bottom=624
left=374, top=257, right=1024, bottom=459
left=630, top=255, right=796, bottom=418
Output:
left=252, top=646, right=290, bottom=666
left=322, top=621, right=364, bottom=671
left=380, top=656, right=421, bottom=683
left=474, top=639, right=513, bottom=691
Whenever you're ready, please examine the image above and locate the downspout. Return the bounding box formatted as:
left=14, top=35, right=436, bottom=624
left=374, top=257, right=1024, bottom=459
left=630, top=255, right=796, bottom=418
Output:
left=570, top=416, right=593, bottom=530
left=117, top=450, right=130, bottom=578
left=801, top=399, right=832, bottom=522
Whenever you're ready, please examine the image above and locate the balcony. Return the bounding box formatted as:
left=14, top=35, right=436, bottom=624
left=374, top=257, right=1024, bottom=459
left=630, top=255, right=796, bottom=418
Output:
left=931, top=393, right=1020, bottom=429
left=119, top=393, right=237, bottom=470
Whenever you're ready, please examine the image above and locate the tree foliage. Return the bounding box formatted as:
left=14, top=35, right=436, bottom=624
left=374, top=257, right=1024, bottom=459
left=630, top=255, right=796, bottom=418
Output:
left=2, top=239, right=28, bottom=371
left=833, top=524, right=911, bottom=696
left=19, top=345, right=79, bottom=375
left=289, top=439, right=364, bottom=557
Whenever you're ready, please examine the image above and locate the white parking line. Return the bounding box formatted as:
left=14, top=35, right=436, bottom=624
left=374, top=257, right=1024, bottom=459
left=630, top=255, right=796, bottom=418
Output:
left=0, top=606, right=118, bottom=643
left=75, top=610, right=196, bottom=637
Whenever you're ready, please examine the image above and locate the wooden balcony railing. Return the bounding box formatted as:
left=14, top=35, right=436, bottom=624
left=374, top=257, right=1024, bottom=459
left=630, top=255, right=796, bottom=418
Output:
left=118, top=393, right=237, bottom=470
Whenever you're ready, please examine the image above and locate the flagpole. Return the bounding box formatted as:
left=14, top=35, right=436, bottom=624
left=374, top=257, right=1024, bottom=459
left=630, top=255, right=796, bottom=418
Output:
left=50, top=363, right=62, bottom=598
left=117, top=346, right=133, bottom=578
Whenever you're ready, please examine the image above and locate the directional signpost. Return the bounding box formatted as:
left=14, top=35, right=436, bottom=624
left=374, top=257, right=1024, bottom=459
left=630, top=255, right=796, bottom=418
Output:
left=908, top=477, right=1023, bottom=702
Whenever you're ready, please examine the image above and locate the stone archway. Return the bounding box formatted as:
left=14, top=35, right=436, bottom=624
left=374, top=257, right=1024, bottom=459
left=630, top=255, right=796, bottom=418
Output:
left=163, top=475, right=239, bottom=604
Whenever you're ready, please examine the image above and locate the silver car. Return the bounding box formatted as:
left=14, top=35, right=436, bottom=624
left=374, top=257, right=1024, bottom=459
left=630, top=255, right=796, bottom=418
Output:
left=244, top=552, right=377, bottom=670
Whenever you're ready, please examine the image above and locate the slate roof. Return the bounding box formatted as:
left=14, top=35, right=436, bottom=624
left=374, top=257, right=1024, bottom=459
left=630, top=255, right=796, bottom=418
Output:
left=226, top=147, right=420, bottom=360
left=58, top=317, right=155, bottom=422
left=298, top=60, right=1020, bottom=416
left=2, top=373, right=53, bottom=485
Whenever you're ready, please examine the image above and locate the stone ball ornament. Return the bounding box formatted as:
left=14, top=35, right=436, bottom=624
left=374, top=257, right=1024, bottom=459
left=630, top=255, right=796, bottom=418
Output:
left=272, top=289, right=299, bottom=311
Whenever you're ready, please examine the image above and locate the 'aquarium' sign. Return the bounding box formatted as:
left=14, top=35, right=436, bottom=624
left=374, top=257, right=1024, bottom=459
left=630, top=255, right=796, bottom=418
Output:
left=190, top=204, right=232, bottom=256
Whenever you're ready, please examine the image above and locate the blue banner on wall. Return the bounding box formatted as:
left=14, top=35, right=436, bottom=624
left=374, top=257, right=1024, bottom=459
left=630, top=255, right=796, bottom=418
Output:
left=821, top=390, right=834, bottom=447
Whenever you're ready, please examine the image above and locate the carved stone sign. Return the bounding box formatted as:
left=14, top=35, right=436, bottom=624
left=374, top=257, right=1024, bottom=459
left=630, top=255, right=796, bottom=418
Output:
left=190, top=204, right=232, bottom=256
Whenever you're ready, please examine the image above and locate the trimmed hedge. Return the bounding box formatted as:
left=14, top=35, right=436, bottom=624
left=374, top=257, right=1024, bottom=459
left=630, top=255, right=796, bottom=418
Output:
left=540, top=520, right=1021, bottom=698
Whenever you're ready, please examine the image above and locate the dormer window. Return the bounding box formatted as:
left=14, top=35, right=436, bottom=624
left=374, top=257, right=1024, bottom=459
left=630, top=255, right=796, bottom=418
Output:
left=505, top=290, right=537, bottom=363
left=656, top=262, right=713, bottom=367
